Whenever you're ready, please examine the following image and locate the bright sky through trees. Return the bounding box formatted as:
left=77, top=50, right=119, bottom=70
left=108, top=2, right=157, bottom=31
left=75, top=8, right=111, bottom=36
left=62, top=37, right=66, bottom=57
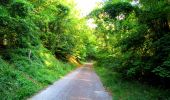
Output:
left=75, top=0, right=104, bottom=17
left=74, top=0, right=104, bottom=28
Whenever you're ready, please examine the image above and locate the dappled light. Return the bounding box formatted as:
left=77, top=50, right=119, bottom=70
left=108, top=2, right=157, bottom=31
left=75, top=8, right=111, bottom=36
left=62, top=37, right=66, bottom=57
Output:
left=87, top=19, right=97, bottom=29
left=0, top=0, right=170, bottom=99
left=45, top=60, right=52, bottom=66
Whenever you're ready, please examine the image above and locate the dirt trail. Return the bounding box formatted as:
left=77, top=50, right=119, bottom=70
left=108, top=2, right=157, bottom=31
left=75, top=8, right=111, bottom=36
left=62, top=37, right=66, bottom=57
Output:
left=29, top=63, right=112, bottom=100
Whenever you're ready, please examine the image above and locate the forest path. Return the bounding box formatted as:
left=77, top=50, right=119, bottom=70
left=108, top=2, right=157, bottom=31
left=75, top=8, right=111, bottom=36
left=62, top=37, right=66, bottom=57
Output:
left=29, top=63, right=112, bottom=100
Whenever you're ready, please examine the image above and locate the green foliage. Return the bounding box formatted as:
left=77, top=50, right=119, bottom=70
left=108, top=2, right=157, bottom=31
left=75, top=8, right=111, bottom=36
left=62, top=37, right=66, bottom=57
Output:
left=0, top=0, right=91, bottom=99
left=0, top=0, right=11, bottom=6
left=91, top=0, right=170, bottom=84
left=95, top=65, right=170, bottom=100
left=56, top=4, right=70, bottom=17
left=0, top=0, right=95, bottom=60
left=10, top=2, right=29, bottom=18
left=0, top=16, right=39, bottom=48
left=0, top=0, right=169, bottom=99
left=104, top=2, right=134, bottom=19
left=0, top=47, right=75, bottom=99
left=0, top=57, right=41, bottom=99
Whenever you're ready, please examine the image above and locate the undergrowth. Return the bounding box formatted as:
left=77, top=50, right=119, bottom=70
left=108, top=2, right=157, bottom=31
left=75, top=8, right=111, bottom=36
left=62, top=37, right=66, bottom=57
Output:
left=94, top=65, right=170, bottom=100
left=0, top=46, right=76, bottom=100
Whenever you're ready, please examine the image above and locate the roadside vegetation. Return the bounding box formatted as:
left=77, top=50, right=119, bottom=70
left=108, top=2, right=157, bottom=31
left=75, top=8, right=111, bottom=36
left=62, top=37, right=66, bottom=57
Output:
left=0, top=52, right=75, bottom=99
left=95, top=65, right=170, bottom=100
left=0, top=0, right=93, bottom=99
left=0, top=0, right=170, bottom=99
left=91, top=0, right=170, bottom=99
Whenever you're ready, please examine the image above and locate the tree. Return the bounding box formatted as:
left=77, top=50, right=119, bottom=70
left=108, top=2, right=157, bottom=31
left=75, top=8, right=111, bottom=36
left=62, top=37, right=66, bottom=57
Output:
left=90, top=0, right=170, bottom=83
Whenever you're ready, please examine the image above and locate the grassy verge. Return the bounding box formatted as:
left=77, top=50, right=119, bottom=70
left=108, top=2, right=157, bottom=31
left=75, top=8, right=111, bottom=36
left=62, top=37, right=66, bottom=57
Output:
left=94, top=65, right=170, bottom=100
left=0, top=47, right=76, bottom=100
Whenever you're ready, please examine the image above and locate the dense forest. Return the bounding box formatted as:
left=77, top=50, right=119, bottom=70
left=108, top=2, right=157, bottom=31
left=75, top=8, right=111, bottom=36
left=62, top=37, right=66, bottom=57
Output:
left=90, top=0, right=170, bottom=99
left=0, top=0, right=170, bottom=99
left=0, top=0, right=94, bottom=99
left=91, top=0, right=170, bottom=84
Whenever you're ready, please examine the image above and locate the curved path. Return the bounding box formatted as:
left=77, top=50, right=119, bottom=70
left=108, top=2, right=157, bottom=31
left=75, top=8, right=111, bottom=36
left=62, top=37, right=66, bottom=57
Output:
left=29, top=63, right=112, bottom=100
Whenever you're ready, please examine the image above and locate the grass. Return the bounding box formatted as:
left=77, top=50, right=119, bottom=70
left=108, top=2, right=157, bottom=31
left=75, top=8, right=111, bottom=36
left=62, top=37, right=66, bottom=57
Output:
left=0, top=47, right=76, bottom=100
left=94, top=65, right=170, bottom=100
